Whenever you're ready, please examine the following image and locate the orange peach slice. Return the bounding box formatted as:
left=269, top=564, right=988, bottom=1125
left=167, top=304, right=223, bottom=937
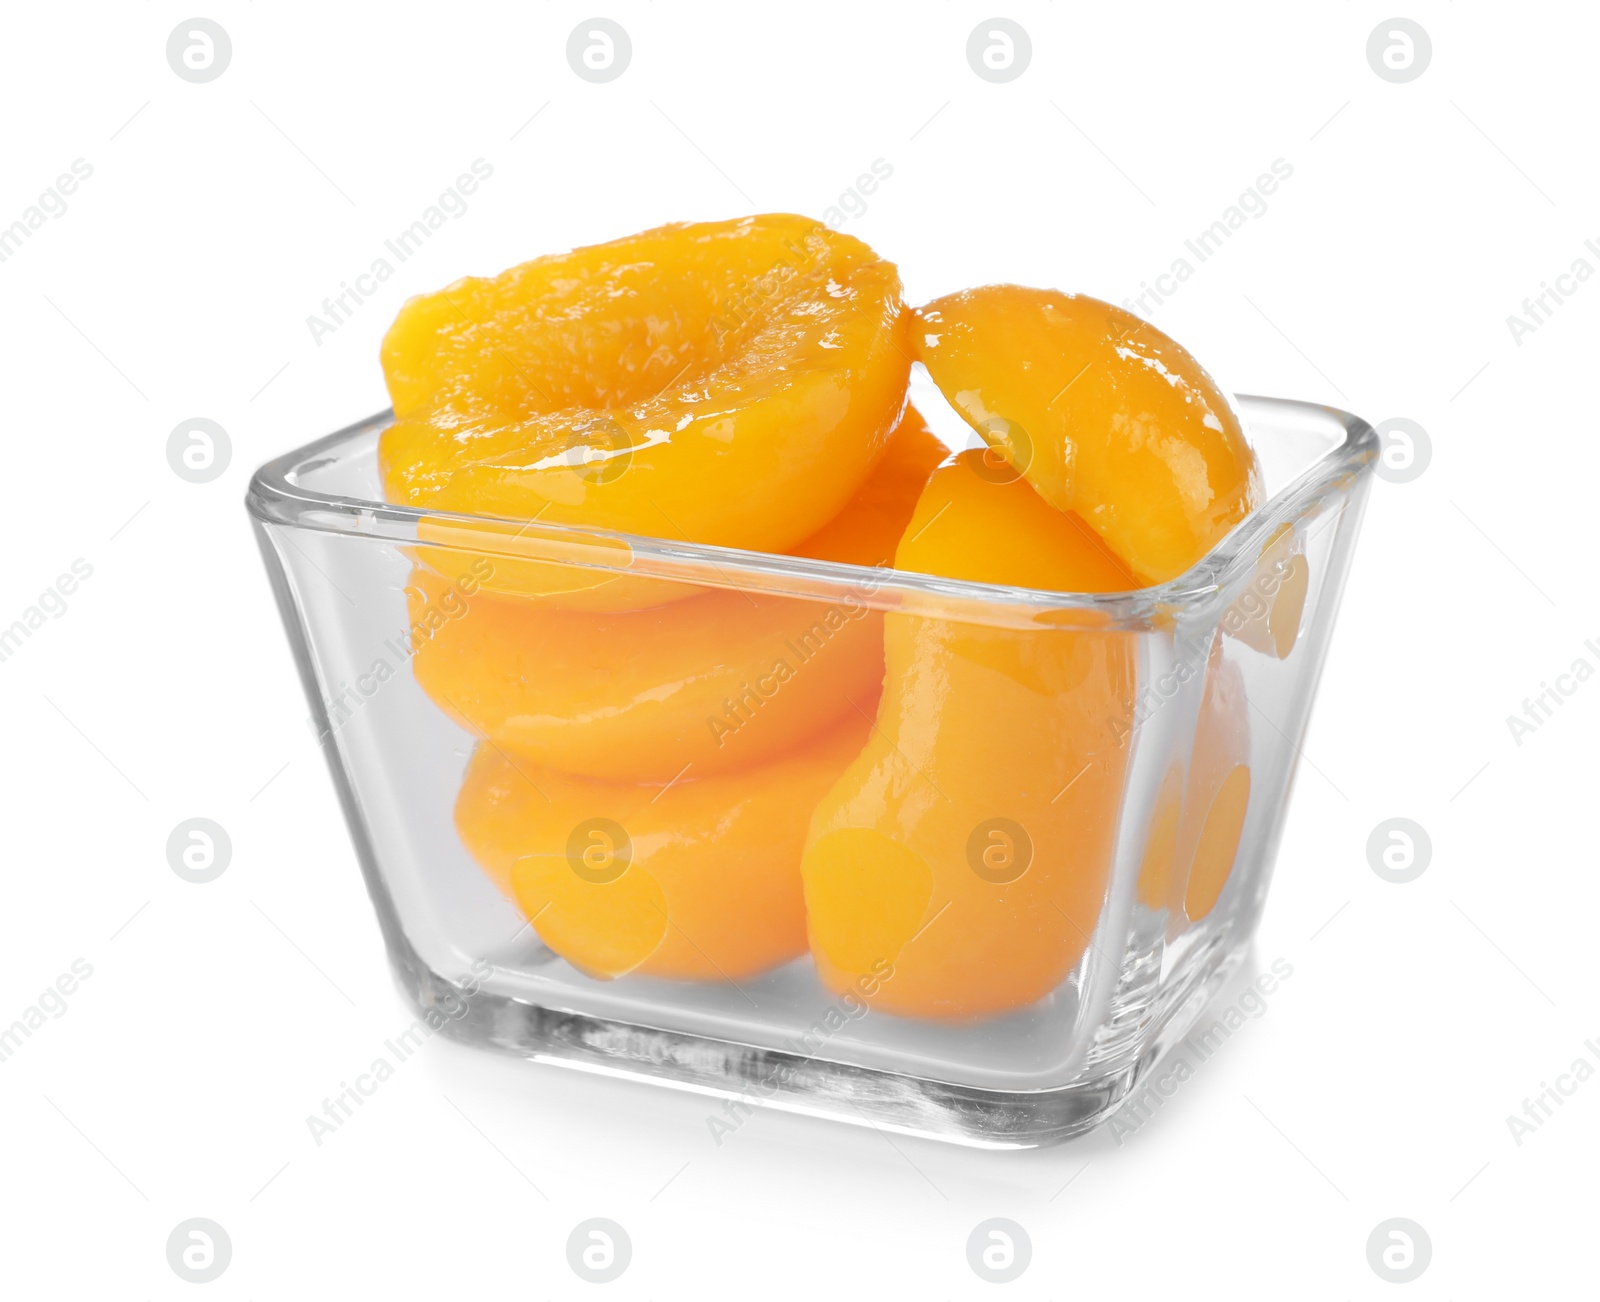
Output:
left=407, top=410, right=946, bottom=782
left=800, top=451, right=1137, bottom=1020
left=380, top=215, right=912, bottom=611
left=915, top=285, right=1261, bottom=583
left=455, top=712, right=873, bottom=981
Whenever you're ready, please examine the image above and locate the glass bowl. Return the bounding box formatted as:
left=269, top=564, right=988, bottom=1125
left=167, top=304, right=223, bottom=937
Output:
left=247, top=380, right=1376, bottom=1148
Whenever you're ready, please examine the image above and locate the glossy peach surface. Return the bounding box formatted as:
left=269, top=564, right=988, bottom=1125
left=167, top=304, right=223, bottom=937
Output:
left=800, top=451, right=1138, bottom=1019
left=380, top=215, right=911, bottom=562
left=915, top=285, right=1261, bottom=583
left=455, top=713, right=873, bottom=981
left=406, top=410, right=945, bottom=782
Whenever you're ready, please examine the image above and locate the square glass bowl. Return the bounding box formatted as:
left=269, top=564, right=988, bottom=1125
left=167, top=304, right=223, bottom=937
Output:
left=247, top=386, right=1376, bottom=1148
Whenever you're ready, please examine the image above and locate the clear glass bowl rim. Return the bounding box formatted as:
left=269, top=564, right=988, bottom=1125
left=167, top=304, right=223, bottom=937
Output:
left=246, top=393, right=1377, bottom=633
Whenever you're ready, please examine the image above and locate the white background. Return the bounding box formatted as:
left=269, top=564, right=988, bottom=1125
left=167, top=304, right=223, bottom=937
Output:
left=1, top=2, right=1595, bottom=1296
